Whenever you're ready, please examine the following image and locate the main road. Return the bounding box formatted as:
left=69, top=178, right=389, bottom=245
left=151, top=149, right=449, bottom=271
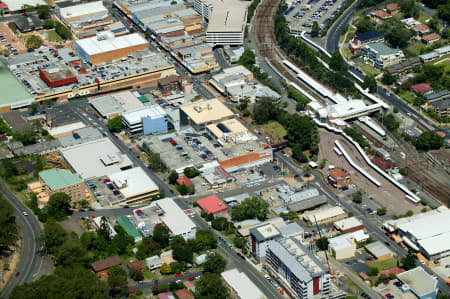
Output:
left=0, top=181, right=44, bottom=299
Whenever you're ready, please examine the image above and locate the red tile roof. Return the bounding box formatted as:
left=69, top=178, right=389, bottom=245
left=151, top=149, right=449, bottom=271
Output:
left=422, top=32, right=440, bottom=41
left=127, top=259, right=145, bottom=272
left=372, top=10, right=391, bottom=19
left=91, top=256, right=122, bottom=272
left=386, top=3, right=399, bottom=11
left=0, top=2, right=7, bottom=8
left=411, top=23, right=430, bottom=33
left=410, top=83, right=433, bottom=94
left=219, top=152, right=272, bottom=169
left=176, top=289, right=194, bottom=299
left=197, top=195, right=227, bottom=214
left=380, top=267, right=405, bottom=277
left=371, top=157, right=396, bottom=170
left=328, top=168, right=349, bottom=179
left=176, top=175, right=193, bottom=187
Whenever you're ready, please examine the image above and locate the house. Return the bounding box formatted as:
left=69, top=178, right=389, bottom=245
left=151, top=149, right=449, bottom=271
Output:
left=13, top=15, right=44, bottom=33
left=411, top=24, right=430, bottom=37
left=91, top=256, right=123, bottom=278
left=386, top=57, right=421, bottom=76
left=328, top=168, right=352, bottom=190
left=386, top=3, right=399, bottom=14
left=146, top=255, right=164, bottom=270
left=158, top=292, right=176, bottom=299
left=176, top=175, right=193, bottom=187
left=197, top=195, right=227, bottom=214
left=176, top=288, right=194, bottom=299
left=350, top=31, right=384, bottom=54
left=424, top=90, right=450, bottom=117
left=362, top=42, right=405, bottom=69
left=370, top=10, right=391, bottom=23
left=0, top=2, right=8, bottom=14
left=127, top=260, right=145, bottom=273
left=422, top=32, right=440, bottom=45
left=371, top=157, right=397, bottom=171
left=410, top=83, right=433, bottom=95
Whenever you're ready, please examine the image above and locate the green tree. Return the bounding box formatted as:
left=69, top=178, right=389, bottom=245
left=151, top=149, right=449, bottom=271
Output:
left=37, top=5, right=51, bottom=19
left=45, top=192, right=71, bottom=221
left=171, top=236, right=193, bottom=263
left=194, top=273, right=229, bottom=299
left=329, top=51, right=347, bottom=72
left=383, top=113, right=399, bottom=131
left=352, top=193, right=362, bottom=203
left=231, top=197, right=269, bottom=221
left=43, top=19, right=54, bottom=29
left=153, top=225, right=170, bottom=247
left=400, top=0, right=420, bottom=18
left=160, top=262, right=172, bottom=274
left=168, top=170, right=179, bottom=185
left=129, top=268, right=144, bottom=281
left=381, top=73, right=396, bottom=85
left=383, top=20, right=413, bottom=48
left=368, top=267, right=379, bottom=276
left=356, top=16, right=376, bottom=33
left=55, top=238, right=89, bottom=267
left=211, top=217, right=230, bottom=231
left=202, top=252, right=227, bottom=274
left=252, top=97, right=280, bottom=124
left=311, top=21, right=320, bottom=37
left=416, top=131, right=444, bottom=151
left=0, top=197, right=19, bottom=255
left=25, top=35, right=43, bottom=51
left=183, top=167, right=200, bottom=178
left=233, top=236, right=247, bottom=249
left=111, top=225, right=134, bottom=255
left=195, top=230, right=217, bottom=252
left=108, top=265, right=128, bottom=297
left=107, top=115, right=122, bottom=133
left=38, top=221, right=68, bottom=254
left=54, top=21, right=72, bottom=40
left=12, top=130, right=38, bottom=145
left=11, top=265, right=108, bottom=299
left=238, top=49, right=256, bottom=68
left=362, top=75, right=377, bottom=93
left=0, top=119, right=12, bottom=135
left=316, top=237, right=329, bottom=250
left=377, top=208, right=387, bottom=216
left=393, top=107, right=399, bottom=113
left=401, top=249, right=416, bottom=270
left=147, top=153, right=166, bottom=172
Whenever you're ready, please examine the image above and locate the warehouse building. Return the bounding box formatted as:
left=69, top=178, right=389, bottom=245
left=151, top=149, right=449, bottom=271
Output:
left=39, top=66, right=78, bottom=88
left=365, top=241, right=394, bottom=261
left=154, top=197, right=197, bottom=239
left=75, top=32, right=148, bottom=65
left=329, top=230, right=369, bottom=260
left=108, top=167, right=159, bottom=204
left=206, top=118, right=256, bottom=145
left=265, top=237, right=331, bottom=299
left=194, top=0, right=247, bottom=45
left=90, top=91, right=145, bottom=119
left=397, top=267, right=439, bottom=299
left=58, top=1, right=108, bottom=23
left=334, top=217, right=364, bottom=233
left=383, top=206, right=450, bottom=261
left=122, top=105, right=168, bottom=136
left=303, top=207, right=347, bottom=225
left=60, top=138, right=132, bottom=179
left=221, top=269, right=265, bottom=299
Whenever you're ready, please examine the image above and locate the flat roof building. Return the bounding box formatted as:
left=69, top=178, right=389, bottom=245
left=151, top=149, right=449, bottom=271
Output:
left=365, top=241, right=394, bottom=260
left=155, top=197, right=196, bottom=239
left=303, top=207, right=347, bottom=225
left=221, top=268, right=265, bottom=299
left=329, top=232, right=357, bottom=260
left=122, top=106, right=168, bottom=136
left=90, top=91, right=145, bottom=119
left=250, top=223, right=281, bottom=261
left=58, top=1, right=108, bottom=23
left=197, top=194, right=227, bottom=214
left=108, top=167, right=159, bottom=204
left=397, top=267, right=439, bottom=299
left=75, top=32, right=148, bottom=65
left=206, top=118, right=255, bottom=144
left=180, top=98, right=234, bottom=129
left=334, top=217, right=364, bottom=233
left=116, top=216, right=143, bottom=241
left=60, top=138, right=132, bottom=179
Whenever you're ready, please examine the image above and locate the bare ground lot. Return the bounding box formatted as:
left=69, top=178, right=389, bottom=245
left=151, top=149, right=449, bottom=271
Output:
left=317, top=129, right=421, bottom=214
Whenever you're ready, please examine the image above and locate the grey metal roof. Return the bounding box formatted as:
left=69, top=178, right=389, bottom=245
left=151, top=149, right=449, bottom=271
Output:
left=278, top=223, right=304, bottom=237
left=12, top=139, right=62, bottom=156
left=58, top=127, right=103, bottom=147
left=249, top=224, right=281, bottom=242
left=367, top=42, right=401, bottom=56
left=223, top=193, right=250, bottom=203
left=287, top=195, right=328, bottom=212
left=4, top=52, right=44, bottom=66
left=426, top=90, right=449, bottom=102
left=365, top=241, right=393, bottom=258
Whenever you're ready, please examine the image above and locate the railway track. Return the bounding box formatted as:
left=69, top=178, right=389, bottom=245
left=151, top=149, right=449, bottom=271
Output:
left=252, top=0, right=323, bottom=102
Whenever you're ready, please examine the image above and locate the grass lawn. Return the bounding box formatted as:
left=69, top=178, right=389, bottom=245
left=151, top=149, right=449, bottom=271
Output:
left=367, top=258, right=398, bottom=270
left=433, top=55, right=450, bottom=72
left=342, top=47, right=353, bottom=60
left=143, top=269, right=156, bottom=280
left=47, top=30, right=63, bottom=42
left=260, top=121, right=286, bottom=139
left=399, top=89, right=416, bottom=104
left=356, top=62, right=380, bottom=77
left=405, top=41, right=427, bottom=57
left=418, top=11, right=431, bottom=24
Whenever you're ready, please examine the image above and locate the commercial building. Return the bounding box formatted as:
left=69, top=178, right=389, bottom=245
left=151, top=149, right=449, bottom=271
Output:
left=397, top=267, right=439, bottom=299
left=206, top=118, right=256, bottom=144
left=209, top=65, right=253, bottom=93
left=350, top=31, right=384, bottom=54
left=0, top=0, right=45, bottom=12
left=116, top=216, right=143, bottom=241
left=89, top=91, right=145, bottom=119
left=37, top=169, right=88, bottom=204
left=334, top=217, right=364, bottom=233
left=197, top=194, right=227, bottom=214
left=329, top=232, right=357, bottom=260
left=383, top=206, right=450, bottom=261
left=365, top=241, right=394, bottom=261
left=146, top=255, right=164, bottom=270
left=91, top=256, right=123, bottom=278
left=60, top=138, right=133, bottom=179
left=58, top=1, right=108, bottom=23
left=108, top=167, right=159, bottom=204
left=303, top=207, right=347, bottom=225
left=265, top=237, right=331, bottom=299
left=219, top=151, right=273, bottom=173
left=424, top=90, right=450, bottom=117
left=221, top=268, right=265, bottom=299
left=180, top=98, right=234, bottom=130
left=39, top=66, right=78, bottom=88
left=154, top=197, right=197, bottom=239
left=75, top=32, right=148, bottom=65
left=122, top=105, right=168, bottom=135
left=194, top=0, right=247, bottom=45
left=250, top=223, right=282, bottom=261
left=328, top=168, right=352, bottom=190
left=13, top=15, right=44, bottom=33
left=362, top=42, right=405, bottom=69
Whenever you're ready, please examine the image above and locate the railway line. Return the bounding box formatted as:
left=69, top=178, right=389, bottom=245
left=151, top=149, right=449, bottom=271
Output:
left=251, top=0, right=323, bottom=103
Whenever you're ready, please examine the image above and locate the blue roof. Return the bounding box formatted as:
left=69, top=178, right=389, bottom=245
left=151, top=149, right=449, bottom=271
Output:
left=356, top=30, right=384, bottom=43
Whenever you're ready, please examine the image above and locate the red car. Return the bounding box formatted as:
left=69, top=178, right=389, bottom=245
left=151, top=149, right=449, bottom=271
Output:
left=175, top=274, right=184, bottom=277
left=128, top=290, right=135, bottom=294
left=188, top=276, right=195, bottom=281
left=15, top=272, right=20, bottom=277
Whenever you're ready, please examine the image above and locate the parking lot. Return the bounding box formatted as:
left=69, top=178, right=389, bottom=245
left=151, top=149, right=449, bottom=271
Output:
left=85, top=177, right=125, bottom=207
left=285, top=0, right=345, bottom=33
left=0, top=23, right=23, bottom=55
left=375, top=280, right=416, bottom=299
left=146, top=130, right=227, bottom=171
left=8, top=46, right=172, bottom=96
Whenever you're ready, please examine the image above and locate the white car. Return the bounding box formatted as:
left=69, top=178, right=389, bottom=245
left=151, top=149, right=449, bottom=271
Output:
left=23, top=211, right=28, bottom=216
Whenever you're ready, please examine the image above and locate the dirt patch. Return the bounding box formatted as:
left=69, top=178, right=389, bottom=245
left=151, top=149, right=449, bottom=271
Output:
left=317, top=129, right=421, bottom=214
left=58, top=217, right=84, bottom=236
left=0, top=239, right=22, bottom=292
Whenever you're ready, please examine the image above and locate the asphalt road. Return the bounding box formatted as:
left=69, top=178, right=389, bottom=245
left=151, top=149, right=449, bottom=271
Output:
left=0, top=181, right=43, bottom=299
left=325, top=0, right=358, bottom=53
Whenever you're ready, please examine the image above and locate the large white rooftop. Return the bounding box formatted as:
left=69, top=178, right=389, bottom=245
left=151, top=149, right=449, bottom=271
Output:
left=60, top=138, right=132, bottom=179
left=108, top=167, right=158, bottom=198
left=156, top=197, right=196, bottom=237
left=75, top=32, right=148, bottom=56
left=203, top=0, right=248, bottom=32
left=122, top=105, right=167, bottom=125
left=59, top=1, right=107, bottom=21
left=397, top=267, right=438, bottom=297
left=221, top=269, right=265, bottom=299
left=334, top=217, right=363, bottom=231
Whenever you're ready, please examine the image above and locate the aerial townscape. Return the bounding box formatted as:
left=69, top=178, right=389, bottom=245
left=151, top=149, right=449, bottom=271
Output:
left=0, top=0, right=449, bottom=297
